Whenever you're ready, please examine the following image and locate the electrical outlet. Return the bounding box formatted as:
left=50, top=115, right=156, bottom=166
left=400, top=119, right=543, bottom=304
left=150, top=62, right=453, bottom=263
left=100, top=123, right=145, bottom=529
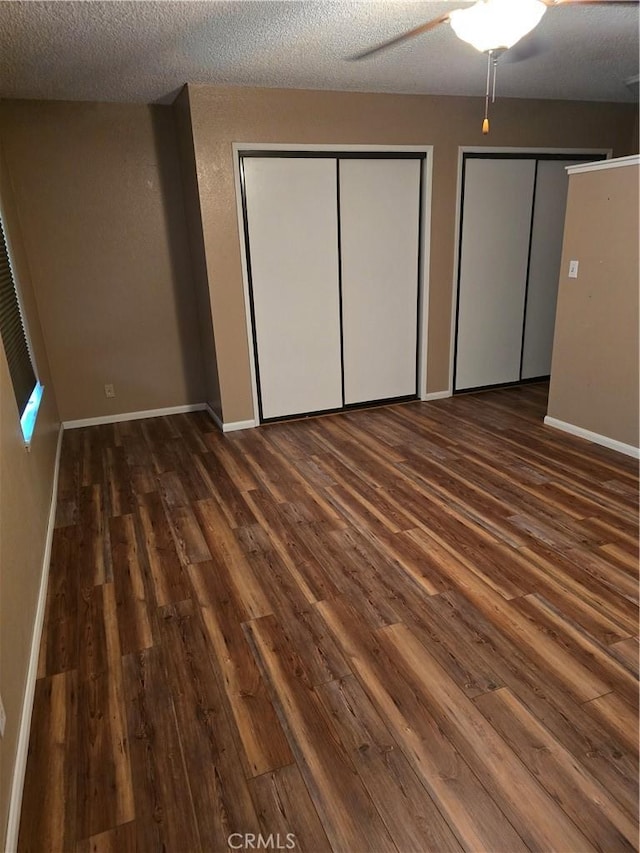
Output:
left=104, top=383, right=115, bottom=398
left=568, top=260, right=579, bottom=279
left=0, top=693, right=6, bottom=738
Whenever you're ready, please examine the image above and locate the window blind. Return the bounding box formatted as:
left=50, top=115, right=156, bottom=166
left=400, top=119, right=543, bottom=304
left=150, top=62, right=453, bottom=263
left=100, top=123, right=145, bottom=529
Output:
left=0, top=216, right=37, bottom=416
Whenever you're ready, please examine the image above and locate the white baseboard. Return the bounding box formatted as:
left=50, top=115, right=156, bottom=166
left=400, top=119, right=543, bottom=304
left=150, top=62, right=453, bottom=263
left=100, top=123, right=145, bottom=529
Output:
left=423, top=390, right=451, bottom=401
left=62, top=403, right=207, bottom=429
left=206, top=405, right=257, bottom=433
left=61, top=403, right=257, bottom=434
left=205, top=405, right=224, bottom=432
left=544, top=416, right=640, bottom=459
left=222, top=418, right=257, bottom=433
left=5, top=424, right=64, bottom=853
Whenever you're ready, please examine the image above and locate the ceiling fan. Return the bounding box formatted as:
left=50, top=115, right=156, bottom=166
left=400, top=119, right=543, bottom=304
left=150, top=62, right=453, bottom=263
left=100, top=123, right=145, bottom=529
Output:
left=355, top=0, right=639, bottom=133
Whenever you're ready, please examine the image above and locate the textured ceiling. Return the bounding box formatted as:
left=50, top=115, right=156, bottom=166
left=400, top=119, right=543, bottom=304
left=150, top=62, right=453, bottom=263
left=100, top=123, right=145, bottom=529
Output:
left=0, top=1, right=638, bottom=105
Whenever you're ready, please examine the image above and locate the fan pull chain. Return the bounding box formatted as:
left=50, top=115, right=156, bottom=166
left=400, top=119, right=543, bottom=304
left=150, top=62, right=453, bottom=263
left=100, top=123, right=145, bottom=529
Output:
left=482, top=51, right=499, bottom=135
left=492, top=53, right=498, bottom=103
left=482, top=50, right=492, bottom=134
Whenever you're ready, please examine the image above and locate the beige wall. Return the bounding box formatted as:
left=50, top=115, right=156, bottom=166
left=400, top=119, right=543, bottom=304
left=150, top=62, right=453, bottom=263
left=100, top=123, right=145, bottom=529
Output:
left=186, top=85, right=637, bottom=423
left=0, top=100, right=205, bottom=422
left=0, top=142, right=60, bottom=847
left=547, top=161, right=639, bottom=448
left=173, top=90, right=222, bottom=419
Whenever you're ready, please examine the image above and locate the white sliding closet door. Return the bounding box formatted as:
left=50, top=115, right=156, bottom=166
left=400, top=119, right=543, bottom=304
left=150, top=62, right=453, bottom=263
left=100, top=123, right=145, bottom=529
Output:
left=243, top=158, right=342, bottom=420
left=521, top=160, right=575, bottom=379
left=339, top=159, right=421, bottom=404
left=455, top=158, right=536, bottom=391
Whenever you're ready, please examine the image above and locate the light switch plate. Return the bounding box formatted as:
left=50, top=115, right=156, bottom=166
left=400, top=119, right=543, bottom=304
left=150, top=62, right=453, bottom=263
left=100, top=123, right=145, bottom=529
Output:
left=568, top=260, right=579, bottom=279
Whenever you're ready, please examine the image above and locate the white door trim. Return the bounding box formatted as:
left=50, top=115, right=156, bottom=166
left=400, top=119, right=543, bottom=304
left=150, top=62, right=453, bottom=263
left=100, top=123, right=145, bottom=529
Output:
left=232, top=142, right=434, bottom=427
left=447, top=146, right=612, bottom=396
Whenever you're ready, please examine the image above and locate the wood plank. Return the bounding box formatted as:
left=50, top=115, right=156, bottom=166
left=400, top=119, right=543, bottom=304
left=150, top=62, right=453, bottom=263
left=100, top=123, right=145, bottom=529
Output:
left=583, top=690, right=639, bottom=757
left=404, top=527, right=612, bottom=703
left=381, top=477, right=531, bottom=594
left=361, top=403, right=464, bottom=450
left=431, top=588, right=640, bottom=819
left=120, top=433, right=157, bottom=496
left=55, top=499, right=77, bottom=528
left=135, top=491, right=190, bottom=606
left=163, top=500, right=211, bottom=567
left=540, top=480, right=638, bottom=527
left=102, top=445, right=134, bottom=518
left=109, top=514, right=154, bottom=654
left=77, top=484, right=109, bottom=587
left=544, top=542, right=638, bottom=615
left=204, top=435, right=259, bottom=491
left=75, top=822, right=136, bottom=853
left=57, top=429, right=81, bottom=504
left=512, top=593, right=639, bottom=709
left=157, top=469, right=190, bottom=508
left=122, top=646, right=202, bottom=853
left=563, top=548, right=640, bottom=614
left=601, top=542, right=640, bottom=575
left=315, top=675, right=464, bottom=853
left=289, top=454, right=339, bottom=490
left=81, top=428, right=103, bottom=487
left=322, top=415, right=407, bottom=464
left=321, top=527, right=406, bottom=629
left=324, top=480, right=409, bottom=536
left=305, top=422, right=391, bottom=490
left=241, top=489, right=341, bottom=605
left=513, top=544, right=637, bottom=643
left=380, top=622, right=596, bottom=853
left=194, top=497, right=273, bottom=618
left=76, top=583, right=134, bottom=838
left=225, top=432, right=295, bottom=503
left=260, top=420, right=329, bottom=460
left=170, top=411, right=212, bottom=452
left=188, top=559, right=293, bottom=777
left=193, top=450, right=258, bottom=528
left=609, top=636, right=640, bottom=676
left=235, top=525, right=350, bottom=687
left=18, top=671, right=78, bottom=852
left=157, top=599, right=262, bottom=847
left=400, top=591, right=505, bottom=699
left=249, top=764, right=332, bottom=853
left=474, top=687, right=637, bottom=851
left=244, top=615, right=398, bottom=853
left=39, top=525, right=80, bottom=676
left=317, top=597, right=529, bottom=853
left=359, top=526, right=453, bottom=596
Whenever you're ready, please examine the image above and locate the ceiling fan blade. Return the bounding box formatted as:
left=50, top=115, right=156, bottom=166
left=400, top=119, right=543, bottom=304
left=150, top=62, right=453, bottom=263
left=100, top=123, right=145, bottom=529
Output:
left=351, top=13, right=451, bottom=60
left=543, top=0, right=638, bottom=5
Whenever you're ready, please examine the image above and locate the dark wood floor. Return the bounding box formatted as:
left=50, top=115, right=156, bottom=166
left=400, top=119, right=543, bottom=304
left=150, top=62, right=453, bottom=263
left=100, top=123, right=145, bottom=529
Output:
left=19, top=383, right=639, bottom=853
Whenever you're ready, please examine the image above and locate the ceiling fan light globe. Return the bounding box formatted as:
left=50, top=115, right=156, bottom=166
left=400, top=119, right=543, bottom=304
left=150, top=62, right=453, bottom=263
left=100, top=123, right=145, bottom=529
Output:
left=449, top=0, right=547, bottom=53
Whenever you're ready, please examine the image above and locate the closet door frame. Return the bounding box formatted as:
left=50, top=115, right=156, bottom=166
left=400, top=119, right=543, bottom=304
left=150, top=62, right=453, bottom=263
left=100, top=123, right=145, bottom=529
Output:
left=448, top=146, right=611, bottom=397
left=233, top=143, right=434, bottom=426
